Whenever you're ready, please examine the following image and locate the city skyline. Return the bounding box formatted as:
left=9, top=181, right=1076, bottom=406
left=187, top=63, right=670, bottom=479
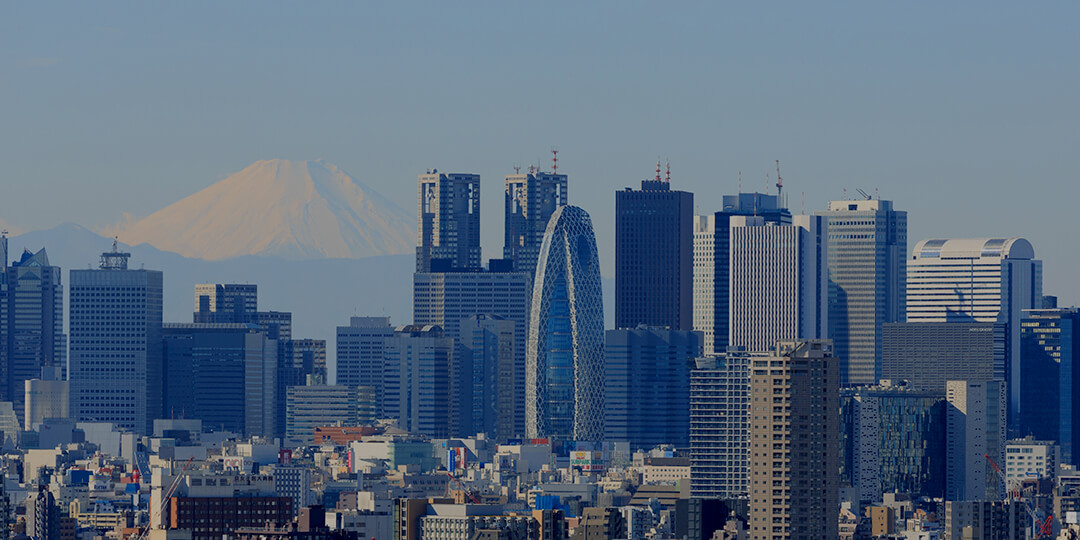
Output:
left=2, top=3, right=1078, bottom=305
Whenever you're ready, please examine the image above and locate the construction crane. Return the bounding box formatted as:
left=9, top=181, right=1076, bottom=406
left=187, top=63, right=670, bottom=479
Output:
left=134, top=456, right=196, bottom=540
left=856, top=188, right=872, bottom=200
left=985, top=454, right=1054, bottom=538
left=445, top=470, right=481, bottom=504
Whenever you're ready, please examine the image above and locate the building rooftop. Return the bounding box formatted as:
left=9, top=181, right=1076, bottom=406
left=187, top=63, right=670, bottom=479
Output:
left=911, top=237, right=1034, bottom=261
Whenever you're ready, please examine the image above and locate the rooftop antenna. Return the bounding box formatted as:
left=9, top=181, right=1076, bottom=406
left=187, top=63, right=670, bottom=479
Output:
left=528, top=164, right=535, bottom=174
left=655, top=158, right=662, bottom=182
left=765, top=173, right=770, bottom=196
left=875, top=188, right=879, bottom=200
left=513, top=165, right=521, bottom=174
left=665, top=160, right=671, bottom=183
left=842, top=187, right=847, bottom=200
left=775, top=160, right=784, bottom=204
left=551, top=148, right=559, bottom=174
left=738, top=171, right=742, bottom=194
left=802, top=191, right=805, bottom=214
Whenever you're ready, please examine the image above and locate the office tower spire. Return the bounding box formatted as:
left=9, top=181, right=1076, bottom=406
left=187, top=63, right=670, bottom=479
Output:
left=504, top=169, right=568, bottom=277
left=615, top=176, right=693, bottom=330
left=816, top=198, right=907, bottom=386
left=417, top=171, right=481, bottom=272
left=526, top=205, right=605, bottom=441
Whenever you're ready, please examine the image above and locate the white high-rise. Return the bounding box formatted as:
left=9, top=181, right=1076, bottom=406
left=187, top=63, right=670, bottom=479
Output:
left=728, top=215, right=827, bottom=352
left=907, top=238, right=1041, bottom=421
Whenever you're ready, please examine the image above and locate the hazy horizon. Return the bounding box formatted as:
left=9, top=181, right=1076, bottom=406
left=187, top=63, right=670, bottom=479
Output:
left=2, top=2, right=1077, bottom=301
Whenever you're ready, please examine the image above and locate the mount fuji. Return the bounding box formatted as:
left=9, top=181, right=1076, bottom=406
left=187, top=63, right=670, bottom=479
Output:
left=112, top=159, right=415, bottom=260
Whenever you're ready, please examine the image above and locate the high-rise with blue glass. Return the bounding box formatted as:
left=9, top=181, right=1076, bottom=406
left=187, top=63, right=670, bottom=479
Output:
left=526, top=205, right=605, bottom=442
left=1019, top=308, right=1080, bottom=464
left=604, top=326, right=701, bottom=449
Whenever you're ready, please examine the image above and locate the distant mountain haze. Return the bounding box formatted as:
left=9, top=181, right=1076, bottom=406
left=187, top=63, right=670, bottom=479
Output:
left=112, top=159, right=415, bottom=260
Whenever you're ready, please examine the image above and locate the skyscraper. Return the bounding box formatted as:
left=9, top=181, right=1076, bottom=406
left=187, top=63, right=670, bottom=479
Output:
left=907, top=238, right=1041, bottom=424
left=615, top=178, right=693, bottom=330
left=945, top=380, right=1006, bottom=502
left=840, top=382, right=946, bottom=503
left=504, top=169, right=568, bottom=277
left=334, top=317, right=394, bottom=409
left=69, top=244, right=163, bottom=434
left=693, top=193, right=792, bottom=355
left=728, top=215, right=827, bottom=353
left=815, top=199, right=907, bottom=386
left=526, top=205, right=605, bottom=442
left=458, top=314, right=516, bottom=440
left=748, top=340, right=838, bottom=539
left=690, top=351, right=751, bottom=500
left=413, top=269, right=530, bottom=435
left=381, top=324, right=456, bottom=437
left=193, top=283, right=258, bottom=323
left=285, top=384, right=375, bottom=448
left=162, top=323, right=278, bottom=437
left=881, top=322, right=1004, bottom=394
left=3, top=248, right=64, bottom=424
left=1019, top=308, right=1080, bottom=463
left=416, top=171, right=481, bottom=272
left=604, top=326, right=700, bottom=449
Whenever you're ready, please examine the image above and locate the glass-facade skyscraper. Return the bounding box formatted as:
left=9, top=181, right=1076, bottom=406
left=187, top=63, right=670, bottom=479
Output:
left=526, top=205, right=605, bottom=441
left=615, top=179, right=693, bottom=330
left=1019, top=308, right=1080, bottom=464
left=840, top=383, right=946, bottom=503
left=604, top=326, right=701, bottom=449
left=2, top=247, right=64, bottom=425
left=815, top=199, right=907, bottom=386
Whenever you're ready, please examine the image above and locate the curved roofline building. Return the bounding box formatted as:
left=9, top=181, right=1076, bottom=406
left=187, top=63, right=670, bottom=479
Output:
left=907, top=236, right=1042, bottom=427
left=526, top=205, right=605, bottom=441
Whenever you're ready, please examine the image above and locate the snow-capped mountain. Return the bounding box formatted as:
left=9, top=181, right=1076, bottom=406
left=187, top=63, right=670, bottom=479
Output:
left=115, top=159, right=415, bottom=260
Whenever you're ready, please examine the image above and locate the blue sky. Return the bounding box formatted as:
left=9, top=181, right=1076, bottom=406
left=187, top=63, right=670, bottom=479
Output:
left=1, top=3, right=1078, bottom=298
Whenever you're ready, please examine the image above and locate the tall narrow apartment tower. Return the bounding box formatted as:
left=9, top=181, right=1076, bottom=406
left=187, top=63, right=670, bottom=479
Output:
left=748, top=340, right=839, bottom=539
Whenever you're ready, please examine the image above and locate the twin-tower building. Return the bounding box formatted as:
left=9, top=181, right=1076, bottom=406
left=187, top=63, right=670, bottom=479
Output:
left=412, top=167, right=606, bottom=442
